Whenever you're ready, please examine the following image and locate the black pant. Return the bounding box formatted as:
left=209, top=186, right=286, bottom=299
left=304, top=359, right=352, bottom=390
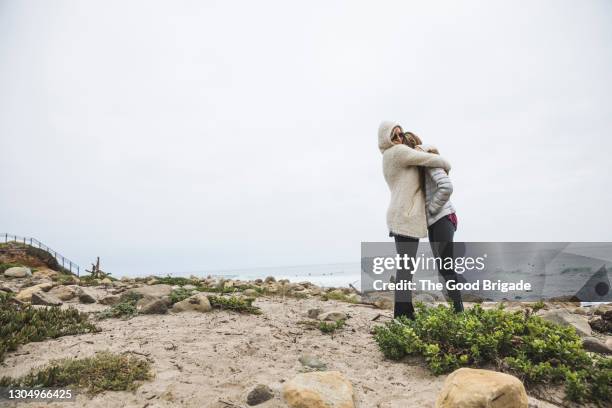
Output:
left=428, top=216, right=464, bottom=312
left=393, top=235, right=419, bottom=319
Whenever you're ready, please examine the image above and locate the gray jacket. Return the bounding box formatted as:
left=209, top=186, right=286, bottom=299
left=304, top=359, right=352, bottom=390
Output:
left=424, top=167, right=456, bottom=226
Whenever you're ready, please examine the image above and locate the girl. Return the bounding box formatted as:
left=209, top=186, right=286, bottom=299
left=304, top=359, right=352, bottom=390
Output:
left=404, top=132, right=464, bottom=313
left=378, top=121, right=451, bottom=319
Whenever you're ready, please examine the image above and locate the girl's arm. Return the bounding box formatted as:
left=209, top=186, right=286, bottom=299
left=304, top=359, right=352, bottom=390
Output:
left=391, top=145, right=451, bottom=171
left=427, top=167, right=453, bottom=215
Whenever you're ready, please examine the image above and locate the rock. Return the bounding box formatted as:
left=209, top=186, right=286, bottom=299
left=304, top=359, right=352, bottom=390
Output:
left=435, top=368, right=528, bottom=408
left=183, top=284, right=197, bottom=290
left=3, top=266, right=31, bottom=278
left=78, top=287, right=97, bottom=304
left=264, top=276, right=276, bottom=284
left=243, top=288, right=259, bottom=297
left=582, top=336, right=612, bottom=354
left=15, top=282, right=53, bottom=302
left=32, top=268, right=59, bottom=279
left=593, top=304, right=612, bottom=316
left=128, top=284, right=173, bottom=298
left=282, top=371, right=354, bottom=408
left=527, top=396, right=560, bottom=408
left=308, top=308, right=322, bottom=319
left=99, top=294, right=121, bottom=305
left=590, top=317, right=612, bottom=333
left=31, top=291, right=62, bottom=306
left=299, top=354, right=327, bottom=371
left=538, top=309, right=592, bottom=337
left=171, top=293, right=212, bottom=313
left=346, top=294, right=361, bottom=303
left=246, top=384, right=274, bottom=406
left=49, top=285, right=78, bottom=301
left=100, top=277, right=112, bottom=285
left=319, top=311, right=348, bottom=322
left=137, top=296, right=168, bottom=314
left=146, top=278, right=159, bottom=285
left=0, top=284, right=15, bottom=293
left=372, top=297, right=393, bottom=310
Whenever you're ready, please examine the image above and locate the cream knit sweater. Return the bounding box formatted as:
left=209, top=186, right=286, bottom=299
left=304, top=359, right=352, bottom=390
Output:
left=378, top=121, right=451, bottom=238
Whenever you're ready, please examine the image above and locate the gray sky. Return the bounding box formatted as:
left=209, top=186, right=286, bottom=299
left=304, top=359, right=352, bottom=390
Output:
left=1, top=0, right=611, bottom=276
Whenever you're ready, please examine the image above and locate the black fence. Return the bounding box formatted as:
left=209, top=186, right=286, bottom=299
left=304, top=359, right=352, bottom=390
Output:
left=2, top=233, right=81, bottom=276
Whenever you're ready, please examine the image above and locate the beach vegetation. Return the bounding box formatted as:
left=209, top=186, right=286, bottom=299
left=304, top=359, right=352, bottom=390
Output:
left=0, top=292, right=99, bottom=362
left=318, top=319, right=346, bottom=334
left=96, top=292, right=142, bottom=320
left=0, top=351, right=152, bottom=394
left=373, top=303, right=611, bottom=404
left=207, top=295, right=262, bottom=314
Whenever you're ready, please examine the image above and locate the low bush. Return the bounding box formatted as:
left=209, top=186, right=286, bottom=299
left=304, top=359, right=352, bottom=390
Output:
left=169, top=287, right=193, bottom=304
left=318, top=319, right=345, bottom=334
left=0, top=292, right=99, bottom=362
left=97, top=292, right=142, bottom=320
left=0, top=351, right=152, bottom=394
left=373, top=303, right=611, bottom=404
left=207, top=295, right=262, bottom=314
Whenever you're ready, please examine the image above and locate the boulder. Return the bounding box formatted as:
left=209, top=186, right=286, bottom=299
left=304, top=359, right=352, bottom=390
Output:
left=171, top=293, right=212, bottom=313
left=246, top=384, right=274, bottom=406
left=582, top=336, right=612, bottom=354
left=32, top=268, right=59, bottom=279
left=538, top=309, right=592, bottom=337
left=49, top=285, right=79, bottom=301
left=590, top=317, right=612, bottom=333
left=3, top=266, right=31, bottom=278
left=100, top=277, right=113, bottom=285
left=282, top=371, right=354, bottom=408
left=243, top=288, right=259, bottom=297
left=99, top=294, right=121, bottom=305
left=372, top=297, right=393, bottom=310
left=319, top=311, right=348, bottom=322
left=15, top=282, right=53, bottom=302
left=78, top=287, right=97, bottom=304
left=308, top=308, right=322, bottom=319
left=299, top=354, right=327, bottom=371
left=435, top=368, right=528, bottom=408
left=31, top=291, right=62, bottom=306
left=129, top=284, right=173, bottom=298
left=137, top=296, right=168, bottom=314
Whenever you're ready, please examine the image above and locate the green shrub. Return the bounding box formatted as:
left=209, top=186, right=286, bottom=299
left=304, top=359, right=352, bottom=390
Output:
left=0, top=292, right=99, bottom=362
left=169, top=287, right=193, bottom=304
left=373, top=303, right=611, bottom=404
left=97, top=292, right=142, bottom=320
left=0, top=351, right=152, bottom=394
left=207, top=295, right=262, bottom=314
left=318, top=319, right=345, bottom=334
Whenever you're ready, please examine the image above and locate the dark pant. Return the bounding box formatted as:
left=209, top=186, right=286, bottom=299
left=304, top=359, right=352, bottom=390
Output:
left=428, top=216, right=464, bottom=312
left=393, top=235, right=419, bottom=319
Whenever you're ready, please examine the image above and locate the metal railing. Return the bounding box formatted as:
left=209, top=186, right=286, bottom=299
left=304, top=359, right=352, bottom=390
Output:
left=1, top=233, right=81, bottom=276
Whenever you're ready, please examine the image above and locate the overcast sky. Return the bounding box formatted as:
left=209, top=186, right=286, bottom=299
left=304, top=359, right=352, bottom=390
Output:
left=1, top=0, right=611, bottom=276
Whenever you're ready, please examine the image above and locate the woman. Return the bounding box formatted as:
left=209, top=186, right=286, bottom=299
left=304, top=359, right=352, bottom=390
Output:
left=404, top=132, right=464, bottom=313
left=378, top=121, right=451, bottom=319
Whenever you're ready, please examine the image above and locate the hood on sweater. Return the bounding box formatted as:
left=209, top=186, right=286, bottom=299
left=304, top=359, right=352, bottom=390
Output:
left=378, top=120, right=400, bottom=153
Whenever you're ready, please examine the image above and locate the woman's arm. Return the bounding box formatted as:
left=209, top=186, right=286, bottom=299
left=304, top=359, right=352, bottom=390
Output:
left=427, top=167, right=453, bottom=215
left=391, top=145, right=451, bottom=171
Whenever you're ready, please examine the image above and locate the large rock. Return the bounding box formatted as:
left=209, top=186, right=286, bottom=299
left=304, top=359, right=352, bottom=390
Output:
left=32, top=268, right=60, bottom=279
left=539, top=309, right=592, bottom=337
left=49, top=285, right=79, bottom=301
left=582, top=336, right=612, bottom=354
left=246, top=384, right=274, bottom=406
left=3, top=266, right=31, bottom=278
left=137, top=296, right=168, bottom=314
left=78, top=287, right=98, bottom=304
left=128, top=284, right=173, bottom=298
left=31, top=291, right=62, bottom=306
left=282, top=371, right=354, bottom=408
left=99, top=294, right=121, bottom=305
left=319, top=311, right=348, bottom=322
left=435, top=368, right=528, bottom=408
left=15, top=282, right=53, bottom=302
left=171, top=293, right=212, bottom=313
